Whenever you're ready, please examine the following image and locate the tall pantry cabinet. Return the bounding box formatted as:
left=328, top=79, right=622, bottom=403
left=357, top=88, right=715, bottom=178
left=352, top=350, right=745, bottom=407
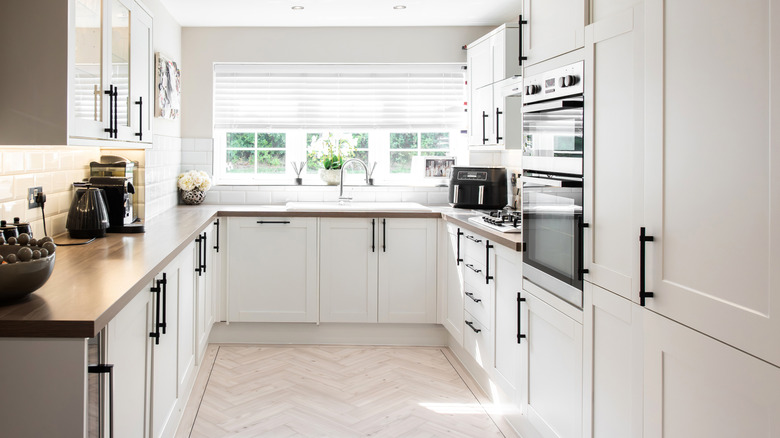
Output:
left=584, top=0, right=780, bottom=436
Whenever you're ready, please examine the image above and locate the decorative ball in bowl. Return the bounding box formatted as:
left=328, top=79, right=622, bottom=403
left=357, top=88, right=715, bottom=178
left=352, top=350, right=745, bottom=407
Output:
left=0, top=234, right=56, bottom=303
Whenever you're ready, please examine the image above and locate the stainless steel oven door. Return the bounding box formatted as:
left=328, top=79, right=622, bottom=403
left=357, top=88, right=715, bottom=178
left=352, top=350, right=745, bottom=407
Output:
left=522, top=173, right=584, bottom=308
left=522, top=96, right=584, bottom=176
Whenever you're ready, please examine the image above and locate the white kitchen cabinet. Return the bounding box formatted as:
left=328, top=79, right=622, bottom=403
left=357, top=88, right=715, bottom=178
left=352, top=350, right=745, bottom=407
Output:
left=106, top=284, right=152, bottom=438
left=643, top=310, right=780, bottom=438
left=378, top=218, right=438, bottom=323
left=522, top=0, right=587, bottom=67
left=0, top=0, right=153, bottom=146
left=320, top=218, right=378, bottom=323
left=441, top=223, right=465, bottom=344
left=469, top=85, right=495, bottom=146
left=643, top=0, right=780, bottom=366
left=582, top=282, right=643, bottom=438
left=583, top=6, right=644, bottom=301
left=227, top=217, right=318, bottom=323
left=195, top=220, right=219, bottom=362
left=177, top=243, right=197, bottom=397
left=521, top=283, right=583, bottom=438
left=463, top=310, right=493, bottom=369
left=491, top=244, right=523, bottom=396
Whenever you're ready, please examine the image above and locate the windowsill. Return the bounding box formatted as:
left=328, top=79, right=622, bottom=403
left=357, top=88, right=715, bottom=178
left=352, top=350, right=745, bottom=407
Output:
left=212, top=177, right=451, bottom=188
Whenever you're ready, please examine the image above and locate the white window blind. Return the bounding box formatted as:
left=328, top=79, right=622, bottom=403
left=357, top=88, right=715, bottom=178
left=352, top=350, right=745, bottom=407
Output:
left=213, top=64, right=466, bottom=131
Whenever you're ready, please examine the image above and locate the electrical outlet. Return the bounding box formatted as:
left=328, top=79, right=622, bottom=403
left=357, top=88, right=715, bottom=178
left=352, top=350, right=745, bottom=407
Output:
left=28, top=186, right=43, bottom=209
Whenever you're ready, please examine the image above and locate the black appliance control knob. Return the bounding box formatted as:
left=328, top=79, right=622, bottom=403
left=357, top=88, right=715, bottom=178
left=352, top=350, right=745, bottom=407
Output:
left=526, top=84, right=540, bottom=95
left=560, top=75, right=577, bottom=87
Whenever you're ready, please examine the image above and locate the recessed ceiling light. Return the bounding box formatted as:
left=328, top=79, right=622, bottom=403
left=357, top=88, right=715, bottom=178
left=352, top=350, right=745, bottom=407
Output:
left=291, top=5, right=304, bottom=10
left=393, top=5, right=407, bottom=10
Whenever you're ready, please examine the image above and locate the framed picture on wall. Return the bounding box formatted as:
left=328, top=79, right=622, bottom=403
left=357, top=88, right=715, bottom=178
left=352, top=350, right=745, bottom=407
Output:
left=424, top=157, right=456, bottom=179
left=155, top=52, right=181, bottom=120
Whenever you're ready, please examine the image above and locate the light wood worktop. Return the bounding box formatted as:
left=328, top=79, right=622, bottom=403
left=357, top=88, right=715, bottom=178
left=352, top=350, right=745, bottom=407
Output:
left=0, top=204, right=519, bottom=338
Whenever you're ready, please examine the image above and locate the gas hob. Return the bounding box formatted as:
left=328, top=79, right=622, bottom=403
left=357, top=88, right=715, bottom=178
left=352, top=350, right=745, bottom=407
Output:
left=467, top=209, right=522, bottom=233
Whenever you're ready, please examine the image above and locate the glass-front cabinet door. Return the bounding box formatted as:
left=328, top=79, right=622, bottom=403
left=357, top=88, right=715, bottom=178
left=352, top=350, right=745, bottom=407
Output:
left=72, top=0, right=105, bottom=138
left=111, top=0, right=131, bottom=138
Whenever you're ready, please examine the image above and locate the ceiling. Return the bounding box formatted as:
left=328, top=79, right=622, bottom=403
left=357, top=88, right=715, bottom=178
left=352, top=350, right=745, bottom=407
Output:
left=160, top=0, right=522, bottom=27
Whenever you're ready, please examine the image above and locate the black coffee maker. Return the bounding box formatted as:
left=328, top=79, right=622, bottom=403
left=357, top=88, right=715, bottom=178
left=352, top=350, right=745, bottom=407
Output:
left=89, top=156, right=144, bottom=233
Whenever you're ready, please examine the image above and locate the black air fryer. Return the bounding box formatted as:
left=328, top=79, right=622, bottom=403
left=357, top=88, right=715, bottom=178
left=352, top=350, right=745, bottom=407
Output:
left=448, top=166, right=508, bottom=209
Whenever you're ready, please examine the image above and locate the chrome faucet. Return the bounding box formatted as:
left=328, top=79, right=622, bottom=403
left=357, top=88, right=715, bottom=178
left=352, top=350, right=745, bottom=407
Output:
left=338, top=158, right=370, bottom=201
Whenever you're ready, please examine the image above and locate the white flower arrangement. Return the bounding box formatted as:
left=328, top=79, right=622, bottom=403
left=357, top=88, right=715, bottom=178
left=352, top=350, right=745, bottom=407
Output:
left=177, top=170, right=212, bottom=192
left=309, top=132, right=356, bottom=170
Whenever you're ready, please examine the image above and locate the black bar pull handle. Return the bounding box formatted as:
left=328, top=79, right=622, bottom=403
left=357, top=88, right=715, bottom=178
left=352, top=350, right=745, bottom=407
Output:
left=134, top=96, right=143, bottom=140
left=456, top=228, right=464, bottom=265
left=104, top=85, right=114, bottom=137
left=465, top=320, right=481, bottom=333
left=382, top=219, right=387, bottom=252
left=639, top=227, right=655, bottom=306
left=465, top=234, right=482, bottom=243
left=518, top=15, right=528, bottom=66
left=517, top=292, right=527, bottom=343
left=465, top=292, right=482, bottom=303
left=496, top=107, right=503, bottom=142
left=88, top=363, right=115, bottom=438
left=149, top=281, right=161, bottom=344
left=578, top=217, right=588, bottom=280
left=195, top=235, right=202, bottom=276
left=160, top=274, right=168, bottom=335
left=485, top=242, right=493, bottom=284
left=213, top=219, right=220, bottom=252
left=465, top=263, right=482, bottom=274
left=257, top=220, right=291, bottom=224
left=203, top=232, right=208, bottom=273
left=371, top=219, right=376, bottom=252
left=482, top=111, right=489, bottom=144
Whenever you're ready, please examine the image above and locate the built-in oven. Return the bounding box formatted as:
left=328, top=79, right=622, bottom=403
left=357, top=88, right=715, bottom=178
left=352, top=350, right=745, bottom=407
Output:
left=521, top=61, right=585, bottom=308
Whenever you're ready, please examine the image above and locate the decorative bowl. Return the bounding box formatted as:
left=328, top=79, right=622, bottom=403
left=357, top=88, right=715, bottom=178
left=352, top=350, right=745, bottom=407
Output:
left=0, top=244, right=56, bottom=302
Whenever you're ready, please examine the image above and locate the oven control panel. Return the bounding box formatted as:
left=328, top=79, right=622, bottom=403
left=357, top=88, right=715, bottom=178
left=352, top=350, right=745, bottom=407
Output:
left=523, top=61, right=584, bottom=104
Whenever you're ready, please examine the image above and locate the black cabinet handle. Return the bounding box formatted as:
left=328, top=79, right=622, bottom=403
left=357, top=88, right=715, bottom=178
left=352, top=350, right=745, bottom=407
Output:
left=104, top=85, right=114, bottom=138
left=456, top=228, right=464, bottom=265
left=371, top=219, right=376, bottom=252
left=518, top=14, right=528, bottom=66
left=149, top=280, right=161, bottom=344
left=213, top=219, right=220, bottom=252
left=160, top=273, right=168, bottom=335
left=485, top=242, right=493, bottom=284
left=88, top=363, right=114, bottom=438
left=465, top=320, right=481, bottom=333
left=382, top=219, right=387, bottom=252
left=465, top=234, right=482, bottom=243
left=257, top=220, right=291, bottom=224
left=195, top=235, right=202, bottom=276
left=465, top=292, right=482, bottom=303
left=482, top=111, right=489, bottom=144
left=496, top=107, right=503, bottom=142
left=465, top=263, right=482, bottom=274
left=579, top=217, right=588, bottom=280
left=517, top=292, right=527, bottom=343
left=639, top=227, right=655, bottom=306
left=201, top=232, right=208, bottom=273
left=134, top=96, right=143, bottom=140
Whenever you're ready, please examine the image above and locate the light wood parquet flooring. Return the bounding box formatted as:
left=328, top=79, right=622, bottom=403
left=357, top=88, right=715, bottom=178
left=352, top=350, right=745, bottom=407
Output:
left=178, top=345, right=508, bottom=437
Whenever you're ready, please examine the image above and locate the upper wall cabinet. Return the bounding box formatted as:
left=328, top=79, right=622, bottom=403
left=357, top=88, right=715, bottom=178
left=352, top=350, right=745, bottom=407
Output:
left=522, top=0, right=588, bottom=67
left=467, top=24, right=523, bottom=90
left=0, top=0, right=153, bottom=147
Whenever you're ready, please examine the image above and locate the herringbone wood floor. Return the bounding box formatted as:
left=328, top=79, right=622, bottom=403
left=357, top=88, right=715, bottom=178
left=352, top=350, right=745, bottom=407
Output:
left=178, top=345, right=508, bottom=437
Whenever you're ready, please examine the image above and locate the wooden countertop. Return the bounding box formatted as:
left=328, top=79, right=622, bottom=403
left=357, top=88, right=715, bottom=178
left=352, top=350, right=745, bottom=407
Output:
left=0, top=204, right=519, bottom=338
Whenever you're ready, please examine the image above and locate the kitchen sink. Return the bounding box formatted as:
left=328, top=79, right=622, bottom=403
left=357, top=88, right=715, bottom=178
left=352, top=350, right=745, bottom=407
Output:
left=285, top=201, right=431, bottom=212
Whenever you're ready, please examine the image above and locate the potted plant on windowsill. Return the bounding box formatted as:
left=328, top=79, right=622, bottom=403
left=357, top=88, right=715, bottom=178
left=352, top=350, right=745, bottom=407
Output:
left=177, top=170, right=212, bottom=205
left=309, top=132, right=355, bottom=185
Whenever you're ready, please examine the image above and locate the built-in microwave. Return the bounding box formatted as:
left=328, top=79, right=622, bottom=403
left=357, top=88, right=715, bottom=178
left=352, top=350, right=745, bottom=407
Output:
left=521, top=61, right=586, bottom=308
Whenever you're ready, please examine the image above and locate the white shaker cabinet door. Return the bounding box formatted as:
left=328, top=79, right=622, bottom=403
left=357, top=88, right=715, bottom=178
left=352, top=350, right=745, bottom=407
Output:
left=644, top=0, right=780, bottom=366
left=643, top=310, right=780, bottom=438
left=105, top=285, right=152, bottom=438
left=492, top=244, right=522, bottom=396
left=227, top=217, right=318, bottom=323
left=319, top=218, right=378, bottom=323
left=378, top=218, right=437, bottom=323
left=441, top=223, right=465, bottom=344
left=522, top=0, right=587, bottom=67
left=583, top=6, right=644, bottom=301
left=149, top=267, right=180, bottom=438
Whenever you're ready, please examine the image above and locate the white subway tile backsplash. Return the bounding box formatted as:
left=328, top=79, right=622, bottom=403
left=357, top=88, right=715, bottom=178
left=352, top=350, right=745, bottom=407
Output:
left=427, top=191, right=450, bottom=205
left=271, top=190, right=298, bottom=204
left=297, top=191, right=325, bottom=202
left=374, top=191, right=403, bottom=202
left=13, top=174, right=34, bottom=199
left=0, top=177, right=13, bottom=202
left=35, top=173, right=53, bottom=195
left=181, top=138, right=195, bottom=151
left=246, top=191, right=272, bottom=204
left=194, top=138, right=213, bottom=151
left=219, top=191, right=246, bottom=204
left=202, top=191, right=220, bottom=205
left=401, top=192, right=428, bottom=204
left=3, top=151, right=25, bottom=174
left=25, top=151, right=45, bottom=172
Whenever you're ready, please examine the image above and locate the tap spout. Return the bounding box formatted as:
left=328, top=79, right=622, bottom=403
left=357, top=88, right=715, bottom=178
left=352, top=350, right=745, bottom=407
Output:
left=338, top=158, right=370, bottom=201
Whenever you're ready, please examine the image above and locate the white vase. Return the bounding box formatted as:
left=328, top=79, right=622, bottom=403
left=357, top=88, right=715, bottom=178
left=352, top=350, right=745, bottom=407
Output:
left=319, top=168, right=342, bottom=185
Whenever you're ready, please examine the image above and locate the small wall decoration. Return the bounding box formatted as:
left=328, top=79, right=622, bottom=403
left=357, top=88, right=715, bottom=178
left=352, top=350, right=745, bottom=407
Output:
left=155, top=52, right=181, bottom=120
left=424, top=157, right=456, bottom=179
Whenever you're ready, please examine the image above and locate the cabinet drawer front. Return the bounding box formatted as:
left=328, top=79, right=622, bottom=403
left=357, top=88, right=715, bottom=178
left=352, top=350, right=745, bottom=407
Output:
left=464, top=282, right=491, bottom=327
left=462, top=230, right=488, bottom=262
left=464, top=259, right=490, bottom=292
left=464, top=311, right=493, bottom=368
